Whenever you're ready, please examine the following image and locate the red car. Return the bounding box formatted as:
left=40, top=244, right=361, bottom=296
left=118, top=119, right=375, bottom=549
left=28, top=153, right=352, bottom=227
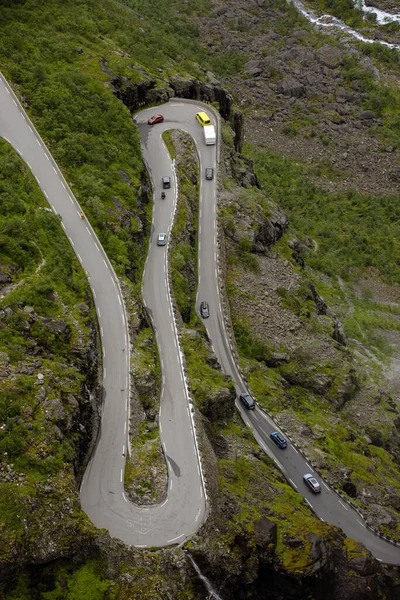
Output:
left=148, top=114, right=164, bottom=125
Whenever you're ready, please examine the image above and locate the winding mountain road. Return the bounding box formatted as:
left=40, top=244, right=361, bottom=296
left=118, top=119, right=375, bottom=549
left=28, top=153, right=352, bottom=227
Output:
left=0, top=77, right=207, bottom=547
left=1, top=73, right=399, bottom=563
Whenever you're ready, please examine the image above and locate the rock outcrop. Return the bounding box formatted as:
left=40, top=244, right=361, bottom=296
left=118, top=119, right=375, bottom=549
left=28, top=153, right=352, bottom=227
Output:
left=101, top=59, right=244, bottom=153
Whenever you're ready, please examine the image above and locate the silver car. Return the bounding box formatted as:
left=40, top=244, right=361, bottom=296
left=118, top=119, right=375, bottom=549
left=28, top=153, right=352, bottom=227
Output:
left=157, top=233, right=167, bottom=246
left=303, top=473, right=321, bottom=493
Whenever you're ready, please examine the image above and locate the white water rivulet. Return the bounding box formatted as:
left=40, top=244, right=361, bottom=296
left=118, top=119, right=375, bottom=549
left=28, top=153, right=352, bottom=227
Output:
left=188, top=556, right=224, bottom=600
left=358, top=0, right=400, bottom=25
left=290, top=0, right=400, bottom=50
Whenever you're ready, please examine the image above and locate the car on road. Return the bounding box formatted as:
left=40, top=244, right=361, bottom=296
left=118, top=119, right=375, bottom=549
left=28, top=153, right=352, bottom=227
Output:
left=205, top=167, right=214, bottom=180
left=157, top=233, right=167, bottom=246
left=239, top=393, right=255, bottom=410
left=270, top=431, right=287, bottom=449
left=303, top=473, right=321, bottom=493
left=196, top=111, right=211, bottom=126
left=148, top=114, right=164, bottom=125
left=162, top=176, right=171, bottom=189
left=200, top=301, right=210, bottom=319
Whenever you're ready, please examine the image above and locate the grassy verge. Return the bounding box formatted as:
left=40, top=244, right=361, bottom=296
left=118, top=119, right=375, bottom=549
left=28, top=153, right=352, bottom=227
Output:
left=169, top=131, right=200, bottom=324
left=162, top=131, right=177, bottom=160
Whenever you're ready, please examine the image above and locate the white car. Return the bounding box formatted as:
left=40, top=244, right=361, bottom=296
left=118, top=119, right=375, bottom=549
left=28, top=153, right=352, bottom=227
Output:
left=303, top=473, right=321, bottom=493
left=157, top=233, right=167, bottom=246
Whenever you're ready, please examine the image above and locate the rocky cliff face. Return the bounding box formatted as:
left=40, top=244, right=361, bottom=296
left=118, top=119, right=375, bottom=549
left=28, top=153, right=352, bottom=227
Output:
left=190, top=527, right=400, bottom=600
left=100, top=58, right=245, bottom=153
left=218, top=130, right=400, bottom=536
left=0, top=300, right=101, bottom=585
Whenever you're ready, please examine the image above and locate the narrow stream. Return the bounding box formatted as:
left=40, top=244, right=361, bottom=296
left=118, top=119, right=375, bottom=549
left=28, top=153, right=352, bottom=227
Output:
left=289, top=0, right=400, bottom=50
left=358, top=1, right=400, bottom=25
left=188, top=555, right=224, bottom=600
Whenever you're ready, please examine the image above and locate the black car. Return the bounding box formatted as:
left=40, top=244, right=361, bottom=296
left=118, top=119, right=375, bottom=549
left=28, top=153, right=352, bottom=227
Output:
left=200, top=301, right=210, bottom=319
left=239, top=393, right=255, bottom=410
left=270, top=431, right=287, bottom=449
left=205, top=167, right=214, bottom=180
left=162, top=176, right=171, bottom=189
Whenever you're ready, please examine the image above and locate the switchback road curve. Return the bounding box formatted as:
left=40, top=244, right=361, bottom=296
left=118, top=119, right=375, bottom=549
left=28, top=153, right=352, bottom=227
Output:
left=0, top=77, right=206, bottom=547
left=137, top=101, right=400, bottom=564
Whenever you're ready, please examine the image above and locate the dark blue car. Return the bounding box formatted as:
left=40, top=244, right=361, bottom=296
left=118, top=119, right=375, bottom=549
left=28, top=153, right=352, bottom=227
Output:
left=270, top=431, right=287, bottom=449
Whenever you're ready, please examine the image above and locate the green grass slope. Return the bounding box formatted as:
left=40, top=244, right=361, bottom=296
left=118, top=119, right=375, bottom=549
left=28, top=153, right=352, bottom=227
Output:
left=0, top=138, right=97, bottom=567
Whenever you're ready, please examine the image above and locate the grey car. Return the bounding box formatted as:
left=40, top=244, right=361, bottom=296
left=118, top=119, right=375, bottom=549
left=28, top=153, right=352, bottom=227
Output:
left=303, top=473, right=321, bottom=493
left=157, top=233, right=167, bottom=246
left=200, top=301, right=210, bottom=318
left=162, top=176, right=171, bottom=189
left=239, top=393, right=255, bottom=410
left=205, top=167, right=214, bottom=180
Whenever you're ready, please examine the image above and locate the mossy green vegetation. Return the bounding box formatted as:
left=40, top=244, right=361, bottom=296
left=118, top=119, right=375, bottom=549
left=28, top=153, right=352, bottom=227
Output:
left=181, top=328, right=235, bottom=412
left=232, top=316, right=275, bottom=364
left=217, top=418, right=339, bottom=574
left=246, top=143, right=400, bottom=284
left=0, top=140, right=98, bottom=564
left=125, top=326, right=167, bottom=504
left=0, top=0, right=155, bottom=281
left=124, top=425, right=166, bottom=502
left=340, top=53, right=400, bottom=148
left=169, top=131, right=199, bottom=324
left=162, top=131, right=176, bottom=160
left=130, top=327, right=161, bottom=411
left=5, top=559, right=113, bottom=600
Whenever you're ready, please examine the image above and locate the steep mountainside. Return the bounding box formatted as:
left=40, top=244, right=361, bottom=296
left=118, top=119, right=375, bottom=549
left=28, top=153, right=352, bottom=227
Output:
left=1, top=0, right=400, bottom=598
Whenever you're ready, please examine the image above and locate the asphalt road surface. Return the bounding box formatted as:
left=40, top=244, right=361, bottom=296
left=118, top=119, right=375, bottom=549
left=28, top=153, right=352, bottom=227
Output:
left=1, top=74, right=399, bottom=563
left=147, top=103, right=399, bottom=565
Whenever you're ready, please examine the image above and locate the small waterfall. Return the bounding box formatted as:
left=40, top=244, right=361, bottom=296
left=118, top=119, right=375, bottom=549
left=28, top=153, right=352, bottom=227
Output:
left=188, top=555, right=224, bottom=600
